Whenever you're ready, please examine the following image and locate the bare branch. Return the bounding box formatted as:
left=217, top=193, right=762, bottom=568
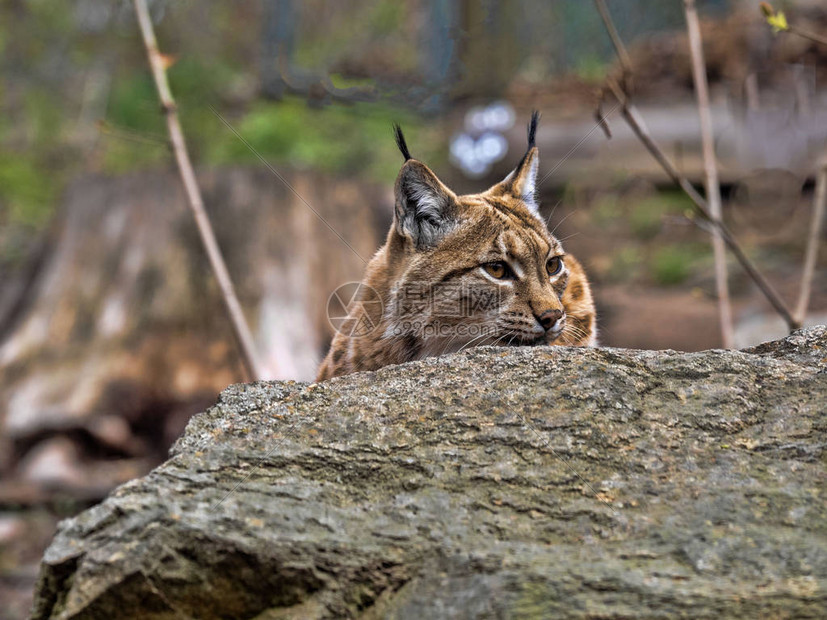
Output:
left=594, top=0, right=631, bottom=77
left=758, top=3, right=827, bottom=326
left=760, top=3, right=827, bottom=47
left=684, top=0, right=734, bottom=348
left=133, top=0, right=266, bottom=381
left=788, top=24, right=827, bottom=48
left=594, top=5, right=798, bottom=332
left=795, top=157, right=827, bottom=324
left=603, top=80, right=797, bottom=331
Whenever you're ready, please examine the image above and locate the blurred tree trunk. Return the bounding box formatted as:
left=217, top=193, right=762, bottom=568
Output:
left=419, top=0, right=460, bottom=111
left=0, top=168, right=387, bottom=501
left=453, top=0, right=526, bottom=99
left=260, top=0, right=295, bottom=99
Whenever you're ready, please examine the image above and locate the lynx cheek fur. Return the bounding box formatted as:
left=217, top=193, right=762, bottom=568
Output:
left=317, top=112, right=596, bottom=381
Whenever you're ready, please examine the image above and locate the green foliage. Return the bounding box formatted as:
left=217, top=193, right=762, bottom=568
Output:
left=206, top=98, right=432, bottom=183
left=629, top=198, right=663, bottom=240
left=573, top=55, right=607, bottom=83
left=100, top=137, right=169, bottom=175
left=107, top=74, right=165, bottom=135
left=656, top=189, right=695, bottom=213
left=650, top=244, right=707, bottom=286
left=630, top=191, right=694, bottom=240
left=592, top=194, right=620, bottom=228
left=606, top=245, right=643, bottom=283
left=101, top=54, right=435, bottom=182
left=107, top=55, right=234, bottom=137
left=368, top=1, right=405, bottom=33
left=0, top=86, right=65, bottom=228
left=169, top=58, right=236, bottom=104
left=294, top=2, right=409, bottom=70
left=0, top=152, right=56, bottom=227
left=25, top=89, right=63, bottom=148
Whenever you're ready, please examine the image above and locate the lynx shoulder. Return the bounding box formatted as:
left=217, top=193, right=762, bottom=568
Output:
left=318, top=112, right=596, bottom=381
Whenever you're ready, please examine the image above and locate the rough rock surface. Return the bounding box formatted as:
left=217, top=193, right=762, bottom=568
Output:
left=33, top=328, right=827, bottom=618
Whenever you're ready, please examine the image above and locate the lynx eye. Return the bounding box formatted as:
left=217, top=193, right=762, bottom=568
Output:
left=546, top=256, right=563, bottom=277
left=482, top=261, right=510, bottom=280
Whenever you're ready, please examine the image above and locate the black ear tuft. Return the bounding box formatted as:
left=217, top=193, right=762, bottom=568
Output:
left=393, top=123, right=411, bottom=161
left=527, top=110, right=540, bottom=149
left=394, top=161, right=457, bottom=249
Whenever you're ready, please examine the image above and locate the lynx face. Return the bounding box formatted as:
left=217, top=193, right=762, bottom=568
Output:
left=318, top=112, right=596, bottom=381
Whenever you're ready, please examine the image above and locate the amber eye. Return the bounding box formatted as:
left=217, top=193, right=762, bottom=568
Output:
left=546, top=256, right=563, bottom=276
left=483, top=261, right=509, bottom=279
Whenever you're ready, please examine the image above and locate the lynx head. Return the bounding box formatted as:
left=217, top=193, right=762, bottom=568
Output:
left=385, top=112, right=578, bottom=355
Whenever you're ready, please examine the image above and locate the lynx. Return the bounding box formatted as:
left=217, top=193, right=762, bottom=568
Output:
left=318, top=112, right=596, bottom=381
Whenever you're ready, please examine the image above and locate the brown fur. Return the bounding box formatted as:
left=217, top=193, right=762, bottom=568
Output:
left=318, top=117, right=595, bottom=380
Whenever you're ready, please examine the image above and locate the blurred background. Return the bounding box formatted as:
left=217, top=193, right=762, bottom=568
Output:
left=1, top=0, right=826, bottom=615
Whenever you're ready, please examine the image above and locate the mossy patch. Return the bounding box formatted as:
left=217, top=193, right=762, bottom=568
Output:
left=650, top=243, right=709, bottom=286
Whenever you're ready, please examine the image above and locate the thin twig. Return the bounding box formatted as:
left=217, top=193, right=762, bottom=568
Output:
left=760, top=2, right=827, bottom=47
left=593, top=0, right=633, bottom=109
left=594, top=4, right=797, bottom=332
left=594, top=0, right=631, bottom=75
left=759, top=2, right=827, bottom=327
left=759, top=2, right=827, bottom=113
left=788, top=24, right=827, bottom=48
left=604, top=81, right=796, bottom=330
left=684, top=0, right=734, bottom=348
left=133, top=0, right=266, bottom=381
left=97, top=120, right=168, bottom=147
left=795, top=156, right=827, bottom=324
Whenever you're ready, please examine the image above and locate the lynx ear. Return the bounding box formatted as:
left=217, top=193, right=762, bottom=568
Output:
left=394, top=159, right=458, bottom=249
left=488, top=111, right=540, bottom=213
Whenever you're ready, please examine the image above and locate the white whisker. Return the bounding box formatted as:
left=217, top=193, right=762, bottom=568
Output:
left=557, top=231, right=580, bottom=243
left=550, top=208, right=578, bottom=237
left=545, top=198, right=564, bottom=227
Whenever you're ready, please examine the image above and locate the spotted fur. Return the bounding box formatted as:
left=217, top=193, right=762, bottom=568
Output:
left=317, top=112, right=596, bottom=380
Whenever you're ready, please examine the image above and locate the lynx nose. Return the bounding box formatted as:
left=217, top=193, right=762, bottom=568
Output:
left=536, top=309, right=564, bottom=332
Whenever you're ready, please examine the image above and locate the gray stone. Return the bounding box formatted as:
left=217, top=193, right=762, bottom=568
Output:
left=33, top=327, right=827, bottom=618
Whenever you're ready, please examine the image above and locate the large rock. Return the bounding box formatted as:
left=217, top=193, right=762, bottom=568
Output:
left=33, top=328, right=827, bottom=618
